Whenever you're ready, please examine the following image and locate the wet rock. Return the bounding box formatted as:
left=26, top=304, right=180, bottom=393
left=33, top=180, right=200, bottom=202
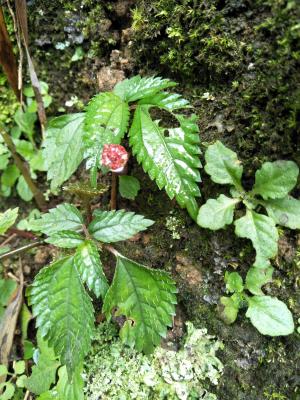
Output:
left=97, top=67, right=125, bottom=92
left=175, top=253, right=202, bottom=288
left=115, top=0, right=133, bottom=17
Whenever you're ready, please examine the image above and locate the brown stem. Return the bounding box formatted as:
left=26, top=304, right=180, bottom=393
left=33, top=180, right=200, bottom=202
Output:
left=6, top=228, right=37, bottom=240
left=110, top=172, right=117, bottom=210
left=104, top=244, right=121, bottom=258
left=0, top=240, right=43, bottom=261
left=0, top=130, right=46, bottom=210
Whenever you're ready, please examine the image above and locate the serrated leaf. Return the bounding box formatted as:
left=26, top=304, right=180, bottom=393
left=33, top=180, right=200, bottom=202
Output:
left=224, top=272, right=244, bottom=293
left=45, top=231, right=84, bottom=248
left=0, top=208, right=18, bottom=234
left=129, top=105, right=201, bottom=219
left=30, top=203, right=83, bottom=235
left=16, top=176, right=33, bottom=201
left=103, top=255, right=177, bottom=353
left=89, top=209, right=154, bottom=243
left=74, top=240, right=109, bottom=298
left=56, top=366, right=84, bottom=400
left=253, top=161, right=299, bottom=200
left=114, top=75, right=177, bottom=102
left=264, top=196, right=300, bottom=229
left=25, top=354, right=60, bottom=395
left=27, top=256, right=94, bottom=376
left=138, top=91, right=190, bottom=111
left=246, top=296, right=294, bottom=336
left=197, top=194, right=239, bottom=230
left=1, top=164, right=20, bottom=187
left=204, top=141, right=243, bottom=187
left=245, top=266, right=274, bottom=295
left=234, top=210, right=278, bottom=268
left=119, top=175, right=140, bottom=200
left=42, top=113, right=86, bottom=190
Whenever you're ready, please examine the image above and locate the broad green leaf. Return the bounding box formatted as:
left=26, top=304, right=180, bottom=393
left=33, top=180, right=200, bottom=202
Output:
left=16, top=176, right=33, bottom=202
left=197, top=195, right=239, bottom=230
left=119, top=175, right=140, bottom=200
left=85, top=92, right=129, bottom=145
left=246, top=296, right=294, bottom=336
left=45, top=231, right=84, bottom=248
left=14, top=139, right=34, bottom=160
left=0, top=365, right=8, bottom=376
left=138, top=91, right=189, bottom=111
left=30, top=203, right=83, bottom=235
left=220, top=296, right=239, bottom=324
left=0, top=381, right=15, bottom=400
left=89, top=209, right=154, bottom=243
left=103, top=255, right=177, bottom=353
left=0, top=278, right=17, bottom=306
left=30, top=151, right=46, bottom=172
left=42, top=113, right=86, bottom=190
left=14, top=107, right=36, bottom=138
left=37, top=391, right=58, bottom=400
left=253, top=161, right=299, bottom=200
left=234, top=210, right=278, bottom=268
left=0, top=153, right=10, bottom=170
left=129, top=105, right=201, bottom=219
left=74, top=240, right=109, bottom=298
left=13, top=360, right=25, bottom=375
left=245, top=266, right=274, bottom=295
left=264, top=196, right=300, bottom=229
left=56, top=366, right=84, bottom=400
left=0, top=208, right=18, bottom=234
left=27, top=256, right=94, bottom=376
left=204, top=141, right=243, bottom=187
left=25, top=353, right=60, bottom=394
left=224, top=272, right=244, bottom=293
left=1, top=164, right=20, bottom=187
left=113, top=75, right=177, bottom=102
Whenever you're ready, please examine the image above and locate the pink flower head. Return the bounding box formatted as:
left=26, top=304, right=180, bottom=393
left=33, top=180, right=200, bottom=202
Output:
left=101, top=144, right=129, bottom=172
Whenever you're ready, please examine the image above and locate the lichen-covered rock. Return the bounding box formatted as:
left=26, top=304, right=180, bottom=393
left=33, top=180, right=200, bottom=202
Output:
left=84, top=322, right=223, bottom=400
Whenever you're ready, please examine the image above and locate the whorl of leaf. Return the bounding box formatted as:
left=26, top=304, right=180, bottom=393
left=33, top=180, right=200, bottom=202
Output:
left=27, top=257, right=94, bottom=376
left=129, top=105, right=201, bottom=220
left=103, top=255, right=177, bottom=353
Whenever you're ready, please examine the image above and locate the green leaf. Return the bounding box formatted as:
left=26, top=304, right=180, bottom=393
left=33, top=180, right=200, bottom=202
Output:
left=30, top=203, right=83, bottom=235
left=14, top=139, right=34, bottom=160
left=113, top=75, right=177, bottom=102
left=253, top=161, right=299, bottom=200
left=13, top=360, right=25, bottom=375
left=56, top=366, right=84, bottom=400
left=0, top=381, right=15, bottom=400
left=0, top=208, right=18, bottom=234
left=119, top=175, right=140, bottom=200
left=74, top=240, right=109, bottom=298
left=246, top=296, right=294, bottom=336
left=14, top=107, right=36, bottom=138
left=25, top=353, right=60, bottom=395
left=45, top=231, right=84, bottom=248
left=129, top=105, right=201, bottom=219
left=204, top=141, right=243, bottom=187
left=224, top=272, right=244, bottom=293
left=220, top=296, right=239, bottom=324
left=103, top=255, right=177, bottom=353
left=1, top=164, right=20, bottom=187
left=42, top=113, right=86, bottom=190
left=245, top=266, right=274, bottom=295
left=16, top=176, right=33, bottom=202
left=84, top=92, right=129, bottom=146
left=264, top=196, right=300, bottom=229
left=27, top=256, right=94, bottom=376
left=89, top=209, right=154, bottom=243
left=0, top=278, right=17, bottom=306
left=138, top=91, right=190, bottom=111
left=0, top=153, right=10, bottom=170
left=0, top=365, right=8, bottom=376
left=197, top=195, right=239, bottom=230
left=234, top=210, right=278, bottom=268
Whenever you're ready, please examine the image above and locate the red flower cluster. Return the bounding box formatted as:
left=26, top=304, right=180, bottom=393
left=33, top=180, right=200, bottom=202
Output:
left=101, top=144, right=129, bottom=173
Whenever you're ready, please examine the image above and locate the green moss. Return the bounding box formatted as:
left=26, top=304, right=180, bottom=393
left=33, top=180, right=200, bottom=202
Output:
left=84, top=321, right=223, bottom=400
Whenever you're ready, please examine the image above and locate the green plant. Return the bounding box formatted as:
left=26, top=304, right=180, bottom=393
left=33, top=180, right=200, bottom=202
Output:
left=42, top=75, right=201, bottom=220
left=25, top=201, right=177, bottom=396
left=197, top=141, right=298, bottom=335
left=0, top=82, right=51, bottom=201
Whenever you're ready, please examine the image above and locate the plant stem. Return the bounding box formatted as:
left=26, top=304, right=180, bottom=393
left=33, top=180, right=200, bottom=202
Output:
left=110, top=172, right=117, bottom=210
left=0, top=129, right=46, bottom=210
left=104, top=244, right=121, bottom=258
left=0, top=240, right=43, bottom=261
